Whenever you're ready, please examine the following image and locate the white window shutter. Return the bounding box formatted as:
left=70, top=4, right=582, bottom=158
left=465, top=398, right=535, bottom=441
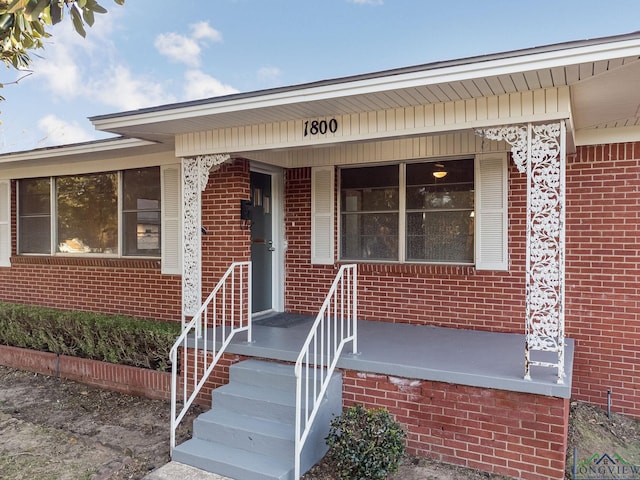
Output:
left=311, top=166, right=335, bottom=265
left=161, top=165, right=182, bottom=274
left=0, top=180, right=10, bottom=267
left=475, top=153, right=508, bottom=271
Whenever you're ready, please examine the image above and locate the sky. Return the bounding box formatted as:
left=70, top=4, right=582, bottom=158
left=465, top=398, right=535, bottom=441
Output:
left=1, top=0, right=640, bottom=154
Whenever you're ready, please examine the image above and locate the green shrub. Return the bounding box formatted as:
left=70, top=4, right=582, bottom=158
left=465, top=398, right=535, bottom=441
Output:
left=326, top=404, right=406, bottom=480
left=0, top=302, right=181, bottom=372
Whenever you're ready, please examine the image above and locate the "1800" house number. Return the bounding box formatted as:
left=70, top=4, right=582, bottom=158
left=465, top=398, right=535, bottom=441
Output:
left=303, top=118, right=338, bottom=136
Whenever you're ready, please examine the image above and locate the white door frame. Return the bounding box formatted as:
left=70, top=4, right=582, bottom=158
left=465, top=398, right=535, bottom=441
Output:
left=250, top=162, right=285, bottom=313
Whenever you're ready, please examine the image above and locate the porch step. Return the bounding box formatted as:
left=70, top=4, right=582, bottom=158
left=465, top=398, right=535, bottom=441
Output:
left=172, top=359, right=342, bottom=480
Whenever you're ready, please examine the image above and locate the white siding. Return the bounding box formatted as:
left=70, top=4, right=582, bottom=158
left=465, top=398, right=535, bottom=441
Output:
left=0, top=180, right=10, bottom=267
left=176, top=87, right=570, bottom=157
left=475, top=154, right=509, bottom=271
left=161, top=165, right=182, bottom=275
left=247, top=131, right=507, bottom=168
left=311, top=166, right=335, bottom=265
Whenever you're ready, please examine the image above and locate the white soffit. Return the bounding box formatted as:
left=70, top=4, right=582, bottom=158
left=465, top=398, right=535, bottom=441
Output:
left=571, top=59, right=640, bottom=130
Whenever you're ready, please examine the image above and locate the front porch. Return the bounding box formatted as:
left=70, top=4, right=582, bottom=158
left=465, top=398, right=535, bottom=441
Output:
left=224, top=313, right=573, bottom=399
left=179, top=314, right=574, bottom=479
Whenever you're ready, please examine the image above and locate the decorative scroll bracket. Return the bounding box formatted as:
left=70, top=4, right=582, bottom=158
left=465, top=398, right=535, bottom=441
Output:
left=181, top=154, right=231, bottom=319
left=476, top=123, right=566, bottom=384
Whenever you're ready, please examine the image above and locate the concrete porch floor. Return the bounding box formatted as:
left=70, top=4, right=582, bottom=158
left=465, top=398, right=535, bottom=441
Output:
left=215, top=313, right=573, bottom=398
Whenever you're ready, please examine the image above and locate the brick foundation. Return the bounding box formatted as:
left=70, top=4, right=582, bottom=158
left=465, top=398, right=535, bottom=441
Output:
left=343, top=370, right=569, bottom=480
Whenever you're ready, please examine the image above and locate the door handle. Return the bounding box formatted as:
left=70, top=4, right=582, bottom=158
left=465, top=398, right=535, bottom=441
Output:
left=267, top=240, right=276, bottom=252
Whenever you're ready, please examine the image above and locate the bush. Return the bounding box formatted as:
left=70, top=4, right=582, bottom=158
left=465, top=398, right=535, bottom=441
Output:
left=326, top=404, right=406, bottom=480
left=0, top=302, right=181, bottom=372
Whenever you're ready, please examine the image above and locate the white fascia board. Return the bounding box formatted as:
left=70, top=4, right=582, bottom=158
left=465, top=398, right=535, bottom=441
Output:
left=575, top=125, right=640, bottom=146
left=91, top=38, right=640, bottom=132
left=0, top=137, right=156, bottom=165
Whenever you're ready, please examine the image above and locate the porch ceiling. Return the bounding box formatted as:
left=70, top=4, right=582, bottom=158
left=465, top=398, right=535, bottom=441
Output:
left=90, top=32, right=640, bottom=147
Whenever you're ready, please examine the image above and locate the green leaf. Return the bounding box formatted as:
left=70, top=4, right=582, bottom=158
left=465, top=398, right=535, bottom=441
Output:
left=0, top=13, right=14, bottom=30
left=30, top=18, right=44, bottom=35
left=25, top=0, right=49, bottom=20
left=82, top=7, right=93, bottom=26
left=70, top=4, right=85, bottom=37
left=50, top=1, right=62, bottom=24
left=6, top=0, right=29, bottom=15
left=113, top=0, right=124, bottom=5
left=91, top=1, right=107, bottom=14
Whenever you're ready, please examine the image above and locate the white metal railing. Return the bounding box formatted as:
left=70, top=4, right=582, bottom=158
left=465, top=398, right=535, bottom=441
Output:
left=294, top=264, right=357, bottom=479
left=169, top=261, right=251, bottom=452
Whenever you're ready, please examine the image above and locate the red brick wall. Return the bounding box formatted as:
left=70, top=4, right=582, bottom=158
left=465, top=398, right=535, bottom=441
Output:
left=0, top=256, right=182, bottom=321
left=565, top=143, right=640, bottom=417
left=201, top=159, right=252, bottom=293
left=0, top=159, right=251, bottom=323
left=285, top=166, right=527, bottom=331
left=343, top=371, right=569, bottom=480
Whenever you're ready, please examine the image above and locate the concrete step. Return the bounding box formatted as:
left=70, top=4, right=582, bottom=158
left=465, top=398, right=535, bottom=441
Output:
left=229, top=359, right=323, bottom=392
left=172, top=437, right=294, bottom=480
left=212, top=381, right=297, bottom=424
left=193, top=408, right=293, bottom=459
left=174, top=359, right=343, bottom=480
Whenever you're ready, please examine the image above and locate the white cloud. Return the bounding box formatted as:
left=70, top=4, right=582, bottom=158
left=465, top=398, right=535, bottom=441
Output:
left=183, top=70, right=239, bottom=101
left=155, top=21, right=222, bottom=68
left=190, top=21, right=223, bottom=42
left=349, top=0, right=383, bottom=4
left=257, top=66, right=282, bottom=84
left=154, top=32, right=202, bottom=68
left=37, top=114, right=96, bottom=146
left=30, top=24, right=87, bottom=99
left=91, top=65, right=176, bottom=110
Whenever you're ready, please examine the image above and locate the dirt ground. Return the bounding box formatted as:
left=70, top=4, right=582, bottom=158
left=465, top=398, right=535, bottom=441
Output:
left=0, top=365, right=638, bottom=480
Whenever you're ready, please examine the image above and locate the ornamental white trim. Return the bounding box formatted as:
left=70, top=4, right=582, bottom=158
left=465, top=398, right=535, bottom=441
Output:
left=181, top=154, right=230, bottom=318
left=477, top=123, right=566, bottom=383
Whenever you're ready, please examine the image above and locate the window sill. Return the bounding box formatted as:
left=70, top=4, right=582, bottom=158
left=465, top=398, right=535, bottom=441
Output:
left=337, top=260, right=477, bottom=276
left=10, top=255, right=161, bottom=269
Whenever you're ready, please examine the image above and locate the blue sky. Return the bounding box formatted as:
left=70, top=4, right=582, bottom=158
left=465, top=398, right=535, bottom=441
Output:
left=1, top=0, right=640, bottom=153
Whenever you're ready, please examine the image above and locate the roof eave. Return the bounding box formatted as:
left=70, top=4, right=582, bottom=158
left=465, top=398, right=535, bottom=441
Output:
left=90, top=32, right=640, bottom=134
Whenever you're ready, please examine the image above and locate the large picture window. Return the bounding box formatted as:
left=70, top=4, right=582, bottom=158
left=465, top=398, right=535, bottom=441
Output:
left=18, top=167, right=161, bottom=257
left=340, top=159, right=475, bottom=264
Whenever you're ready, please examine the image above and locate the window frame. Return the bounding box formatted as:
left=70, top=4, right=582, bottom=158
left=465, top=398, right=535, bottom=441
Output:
left=17, top=167, right=162, bottom=259
left=338, top=157, right=476, bottom=265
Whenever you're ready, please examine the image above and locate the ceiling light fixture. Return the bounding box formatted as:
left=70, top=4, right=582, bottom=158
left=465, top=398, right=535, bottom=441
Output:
left=432, top=163, right=447, bottom=179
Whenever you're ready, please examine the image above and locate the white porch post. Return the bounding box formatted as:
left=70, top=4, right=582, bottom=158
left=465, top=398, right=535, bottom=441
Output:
left=478, top=122, right=566, bottom=383
left=181, top=154, right=230, bottom=326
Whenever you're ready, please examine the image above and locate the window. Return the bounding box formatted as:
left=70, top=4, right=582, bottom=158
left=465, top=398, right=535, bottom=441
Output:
left=18, top=178, right=51, bottom=254
left=122, top=168, right=161, bottom=256
left=18, top=167, right=161, bottom=257
left=340, top=159, right=475, bottom=264
left=341, top=165, right=399, bottom=261
left=57, top=173, right=118, bottom=254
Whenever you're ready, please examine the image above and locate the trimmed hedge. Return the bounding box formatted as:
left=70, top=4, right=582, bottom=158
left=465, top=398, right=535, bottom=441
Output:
left=0, top=302, right=181, bottom=372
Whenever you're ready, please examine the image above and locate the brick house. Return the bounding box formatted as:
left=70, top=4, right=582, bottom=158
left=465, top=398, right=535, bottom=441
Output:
left=1, top=32, right=639, bottom=479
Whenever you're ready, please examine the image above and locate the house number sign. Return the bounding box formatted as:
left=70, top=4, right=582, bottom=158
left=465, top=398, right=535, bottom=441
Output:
left=303, top=118, right=338, bottom=137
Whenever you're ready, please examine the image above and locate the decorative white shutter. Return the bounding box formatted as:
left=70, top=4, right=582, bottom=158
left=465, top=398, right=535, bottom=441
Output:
left=311, top=166, right=335, bottom=265
left=0, top=180, right=10, bottom=267
left=161, top=165, right=182, bottom=274
left=475, top=153, right=508, bottom=271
